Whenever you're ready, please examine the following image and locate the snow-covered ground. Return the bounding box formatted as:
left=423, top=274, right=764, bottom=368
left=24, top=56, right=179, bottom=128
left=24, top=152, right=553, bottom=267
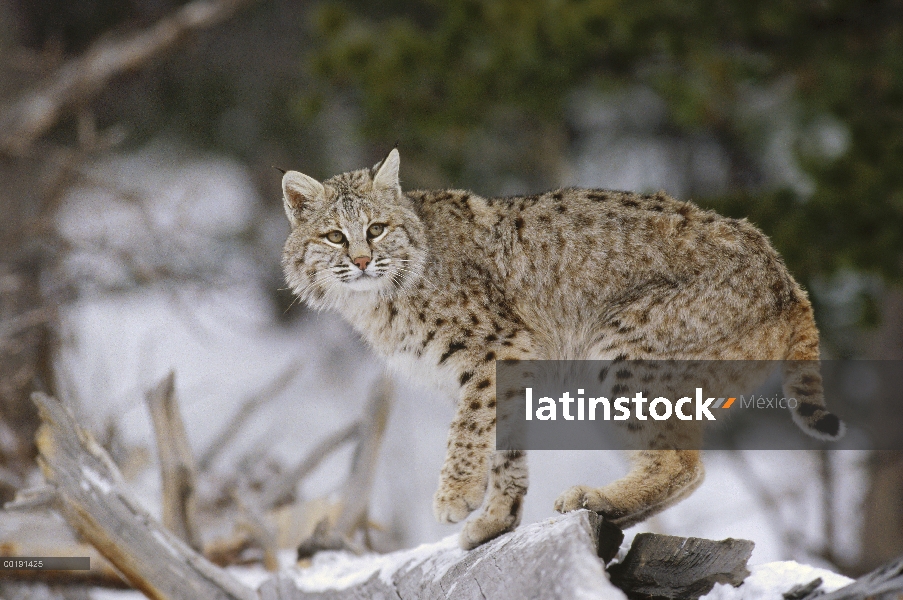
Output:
left=89, top=531, right=853, bottom=599
left=704, top=561, right=853, bottom=600
left=87, top=547, right=855, bottom=600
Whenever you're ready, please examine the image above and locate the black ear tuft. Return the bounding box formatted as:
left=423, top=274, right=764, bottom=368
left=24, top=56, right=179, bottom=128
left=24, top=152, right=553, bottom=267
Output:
left=272, top=166, right=288, bottom=175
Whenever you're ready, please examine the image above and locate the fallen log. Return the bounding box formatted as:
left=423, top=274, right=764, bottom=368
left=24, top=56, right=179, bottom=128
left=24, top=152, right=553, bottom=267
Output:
left=261, top=509, right=626, bottom=600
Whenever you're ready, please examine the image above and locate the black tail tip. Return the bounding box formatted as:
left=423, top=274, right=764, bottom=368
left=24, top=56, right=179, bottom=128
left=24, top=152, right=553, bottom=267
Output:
left=814, top=413, right=843, bottom=438
left=794, top=407, right=846, bottom=441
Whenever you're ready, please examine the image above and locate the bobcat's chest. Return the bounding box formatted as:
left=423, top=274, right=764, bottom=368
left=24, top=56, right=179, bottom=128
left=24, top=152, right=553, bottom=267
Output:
left=344, top=298, right=462, bottom=396
left=382, top=349, right=459, bottom=396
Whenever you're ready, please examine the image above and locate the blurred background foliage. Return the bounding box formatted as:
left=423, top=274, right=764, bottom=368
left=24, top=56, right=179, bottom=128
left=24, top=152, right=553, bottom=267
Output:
left=7, top=0, right=901, bottom=332
left=303, top=0, right=903, bottom=326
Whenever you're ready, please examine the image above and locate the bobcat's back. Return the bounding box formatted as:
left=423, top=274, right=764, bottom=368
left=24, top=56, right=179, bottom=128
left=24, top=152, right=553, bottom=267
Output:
left=408, top=186, right=804, bottom=362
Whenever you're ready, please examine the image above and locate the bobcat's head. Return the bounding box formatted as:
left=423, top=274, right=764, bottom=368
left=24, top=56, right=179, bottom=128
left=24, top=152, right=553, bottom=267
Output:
left=281, top=149, right=427, bottom=310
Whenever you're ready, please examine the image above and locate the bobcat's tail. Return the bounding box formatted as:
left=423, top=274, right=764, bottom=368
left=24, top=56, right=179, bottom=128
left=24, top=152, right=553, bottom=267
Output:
left=781, top=300, right=845, bottom=440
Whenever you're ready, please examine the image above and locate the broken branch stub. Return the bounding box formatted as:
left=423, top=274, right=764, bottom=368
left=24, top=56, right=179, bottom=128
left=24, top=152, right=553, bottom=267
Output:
left=258, top=421, right=359, bottom=511
left=608, top=533, right=754, bottom=600
left=145, top=371, right=201, bottom=551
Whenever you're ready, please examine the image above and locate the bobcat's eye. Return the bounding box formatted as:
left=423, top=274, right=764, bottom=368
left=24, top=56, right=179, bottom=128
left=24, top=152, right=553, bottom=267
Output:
left=325, top=231, right=346, bottom=244
left=367, top=223, right=386, bottom=238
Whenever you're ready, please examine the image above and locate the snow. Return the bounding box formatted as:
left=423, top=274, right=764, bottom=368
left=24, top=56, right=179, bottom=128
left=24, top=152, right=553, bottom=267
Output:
left=224, top=536, right=466, bottom=593
left=228, top=563, right=279, bottom=589
left=55, top=142, right=260, bottom=293
left=702, top=561, right=853, bottom=600
left=290, top=534, right=464, bottom=592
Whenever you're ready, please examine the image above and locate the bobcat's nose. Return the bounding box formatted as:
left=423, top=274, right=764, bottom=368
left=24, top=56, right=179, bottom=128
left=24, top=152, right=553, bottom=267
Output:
left=353, top=256, right=371, bottom=271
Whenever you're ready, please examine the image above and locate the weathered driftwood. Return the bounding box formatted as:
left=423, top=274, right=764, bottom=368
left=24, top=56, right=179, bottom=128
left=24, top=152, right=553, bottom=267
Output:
left=295, top=518, right=356, bottom=561
left=814, top=553, right=903, bottom=600
left=783, top=577, right=823, bottom=600
left=262, top=509, right=627, bottom=600
left=3, top=484, right=56, bottom=511
left=608, top=532, right=754, bottom=600
left=31, top=391, right=256, bottom=600
left=232, top=483, right=280, bottom=572
left=145, top=371, right=201, bottom=551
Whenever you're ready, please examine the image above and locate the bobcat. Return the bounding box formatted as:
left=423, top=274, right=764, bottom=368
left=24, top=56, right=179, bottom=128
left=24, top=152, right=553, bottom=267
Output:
left=280, top=148, right=843, bottom=550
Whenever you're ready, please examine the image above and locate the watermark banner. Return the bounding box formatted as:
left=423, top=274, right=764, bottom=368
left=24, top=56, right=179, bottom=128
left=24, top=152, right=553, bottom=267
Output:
left=0, top=557, right=90, bottom=570
left=495, top=360, right=903, bottom=450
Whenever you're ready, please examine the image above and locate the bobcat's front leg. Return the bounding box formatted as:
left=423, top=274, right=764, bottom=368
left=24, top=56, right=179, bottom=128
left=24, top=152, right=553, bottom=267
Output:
left=459, top=449, right=528, bottom=549
left=433, top=367, right=497, bottom=524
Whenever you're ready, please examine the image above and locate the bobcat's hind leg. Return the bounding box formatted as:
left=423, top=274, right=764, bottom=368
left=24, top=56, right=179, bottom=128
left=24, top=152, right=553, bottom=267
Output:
left=554, top=449, right=703, bottom=528
left=459, top=450, right=528, bottom=550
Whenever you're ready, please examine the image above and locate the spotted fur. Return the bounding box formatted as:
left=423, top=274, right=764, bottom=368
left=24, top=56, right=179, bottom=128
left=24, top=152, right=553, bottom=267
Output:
left=281, top=149, right=843, bottom=549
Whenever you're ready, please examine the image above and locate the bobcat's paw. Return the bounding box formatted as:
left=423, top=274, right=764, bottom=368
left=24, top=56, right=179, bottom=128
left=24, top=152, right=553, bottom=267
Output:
left=433, top=478, right=487, bottom=524
left=554, top=485, right=623, bottom=519
left=459, top=512, right=518, bottom=550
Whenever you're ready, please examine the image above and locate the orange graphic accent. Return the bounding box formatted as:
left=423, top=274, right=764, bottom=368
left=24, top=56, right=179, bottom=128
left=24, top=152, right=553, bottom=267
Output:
left=722, top=397, right=735, bottom=409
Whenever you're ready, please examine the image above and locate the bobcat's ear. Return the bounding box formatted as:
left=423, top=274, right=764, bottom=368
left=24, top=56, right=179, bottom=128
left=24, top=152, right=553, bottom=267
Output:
left=372, top=148, right=401, bottom=195
left=282, top=171, right=325, bottom=227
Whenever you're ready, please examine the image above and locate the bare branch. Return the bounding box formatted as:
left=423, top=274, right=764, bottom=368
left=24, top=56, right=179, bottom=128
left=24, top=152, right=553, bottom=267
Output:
left=3, top=484, right=57, bottom=511
left=0, top=307, right=54, bottom=352
left=0, top=0, right=258, bottom=155
left=0, top=307, right=53, bottom=338
left=145, top=371, right=202, bottom=552
left=231, top=484, right=279, bottom=572
left=258, top=421, right=360, bottom=511
left=198, top=361, right=304, bottom=472
left=333, top=376, right=393, bottom=541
